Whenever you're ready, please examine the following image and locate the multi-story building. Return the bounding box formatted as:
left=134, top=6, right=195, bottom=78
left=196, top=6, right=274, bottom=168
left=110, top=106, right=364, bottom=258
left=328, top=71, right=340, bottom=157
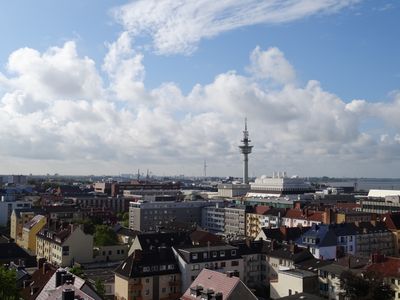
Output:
left=248, top=173, right=314, bottom=197
left=112, top=181, right=181, bottom=197
left=173, top=244, right=244, bottom=291
left=19, top=214, right=46, bottom=253
left=266, top=243, right=314, bottom=282
left=359, top=190, right=400, bottom=213
left=231, top=240, right=266, bottom=289
left=354, top=221, right=394, bottom=257
left=201, top=205, right=225, bottom=234
left=68, top=195, right=130, bottom=213
left=129, top=199, right=210, bottom=232
left=0, top=200, right=31, bottom=226
left=246, top=207, right=285, bottom=238
left=36, top=225, right=93, bottom=266
left=282, top=208, right=332, bottom=228
left=318, top=256, right=369, bottom=299
left=10, top=208, right=40, bottom=240
left=115, top=248, right=181, bottom=300
left=367, top=255, right=400, bottom=300
left=383, top=212, right=400, bottom=256
left=270, top=269, right=318, bottom=299
left=217, top=183, right=250, bottom=197
left=224, top=206, right=249, bottom=238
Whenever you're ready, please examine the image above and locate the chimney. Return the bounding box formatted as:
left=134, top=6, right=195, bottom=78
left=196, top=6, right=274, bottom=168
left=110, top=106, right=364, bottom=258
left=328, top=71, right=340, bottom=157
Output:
left=56, top=270, right=67, bottom=287
left=214, top=292, right=223, bottom=300
left=37, top=257, right=46, bottom=270
left=42, top=262, right=49, bottom=275
left=62, top=289, right=75, bottom=300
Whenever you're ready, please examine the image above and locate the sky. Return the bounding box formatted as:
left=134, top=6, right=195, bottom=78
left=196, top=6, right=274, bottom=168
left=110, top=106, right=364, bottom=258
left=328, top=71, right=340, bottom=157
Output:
left=0, top=0, right=399, bottom=178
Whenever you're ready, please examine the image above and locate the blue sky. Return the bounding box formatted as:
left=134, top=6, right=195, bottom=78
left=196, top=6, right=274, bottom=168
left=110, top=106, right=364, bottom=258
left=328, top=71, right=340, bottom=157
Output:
left=0, top=0, right=399, bottom=177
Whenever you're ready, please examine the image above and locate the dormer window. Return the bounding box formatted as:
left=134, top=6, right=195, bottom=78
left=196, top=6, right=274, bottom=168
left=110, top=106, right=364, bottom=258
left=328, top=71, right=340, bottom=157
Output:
left=220, top=251, right=225, bottom=257
left=192, top=253, right=198, bottom=260
left=212, top=252, right=217, bottom=258
left=231, top=250, right=236, bottom=256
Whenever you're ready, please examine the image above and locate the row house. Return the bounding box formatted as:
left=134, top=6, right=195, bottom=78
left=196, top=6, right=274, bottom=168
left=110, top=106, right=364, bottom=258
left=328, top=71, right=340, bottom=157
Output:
left=36, top=225, right=93, bottom=267
left=173, top=244, right=244, bottom=291
left=296, top=221, right=394, bottom=260
left=115, top=248, right=181, bottom=300
left=282, top=208, right=332, bottom=228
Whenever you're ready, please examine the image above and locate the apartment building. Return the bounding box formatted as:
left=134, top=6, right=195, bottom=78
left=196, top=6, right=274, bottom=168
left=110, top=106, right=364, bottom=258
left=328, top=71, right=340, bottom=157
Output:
left=115, top=248, right=181, bottom=300
left=246, top=207, right=284, bottom=238
left=20, top=214, right=46, bottom=253
left=129, top=199, right=210, bottom=232
left=173, top=244, right=244, bottom=291
left=201, top=205, right=225, bottom=234
left=36, top=225, right=93, bottom=266
left=10, top=208, right=40, bottom=240
left=224, top=206, right=249, bottom=238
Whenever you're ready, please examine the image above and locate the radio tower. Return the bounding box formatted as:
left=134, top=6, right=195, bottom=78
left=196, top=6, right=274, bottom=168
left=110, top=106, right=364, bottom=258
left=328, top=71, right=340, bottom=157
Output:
left=203, top=160, right=207, bottom=178
left=238, top=118, right=253, bottom=184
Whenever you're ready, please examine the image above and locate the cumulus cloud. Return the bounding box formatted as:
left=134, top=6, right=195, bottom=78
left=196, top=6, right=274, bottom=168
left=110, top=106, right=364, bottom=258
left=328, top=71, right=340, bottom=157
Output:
left=248, top=46, right=296, bottom=85
left=1, top=41, right=400, bottom=176
left=113, top=0, right=361, bottom=55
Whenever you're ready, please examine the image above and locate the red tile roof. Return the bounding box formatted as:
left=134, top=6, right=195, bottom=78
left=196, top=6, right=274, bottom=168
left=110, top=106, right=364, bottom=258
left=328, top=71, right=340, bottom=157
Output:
left=254, top=205, right=270, bottom=215
left=367, top=257, right=400, bottom=278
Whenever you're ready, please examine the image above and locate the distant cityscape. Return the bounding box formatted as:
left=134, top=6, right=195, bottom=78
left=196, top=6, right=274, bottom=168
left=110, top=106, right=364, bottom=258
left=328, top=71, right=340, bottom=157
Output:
left=0, top=123, right=399, bottom=300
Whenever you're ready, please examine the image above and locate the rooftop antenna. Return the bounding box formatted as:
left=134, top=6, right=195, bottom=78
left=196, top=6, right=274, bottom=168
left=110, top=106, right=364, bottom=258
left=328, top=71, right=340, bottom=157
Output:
left=203, top=160, right=207, bottom=178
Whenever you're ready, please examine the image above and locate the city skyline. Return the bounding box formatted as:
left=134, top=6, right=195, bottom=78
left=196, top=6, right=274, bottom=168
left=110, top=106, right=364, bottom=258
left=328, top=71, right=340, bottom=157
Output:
left=0, top=1, right=400, bottom=177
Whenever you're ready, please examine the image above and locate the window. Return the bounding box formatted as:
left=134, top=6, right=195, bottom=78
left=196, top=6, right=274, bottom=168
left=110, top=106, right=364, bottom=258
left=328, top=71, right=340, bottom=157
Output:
left=145, top=278, right=150, bottom=283
left=143, top=267, right=150, bottom=272
left=221, top=262, right=226, bottom=267
left=160, top=265, right=166, bottom=271
left=167, top=264, right=175, bottom=270
left=145, top=289, right=150, bottom=295
left=192, top=253, right=198, bottom=260
left=289, top=289, right=292, bottom=295
left=220, top=251, right=225, bottom=257
left=203, top=252, right=208, bottom=259
left=231, top=250, right=237, bottom=256
left=212, top=251, right=217, bottom=258
left=231, top=261, right=239, bottom=266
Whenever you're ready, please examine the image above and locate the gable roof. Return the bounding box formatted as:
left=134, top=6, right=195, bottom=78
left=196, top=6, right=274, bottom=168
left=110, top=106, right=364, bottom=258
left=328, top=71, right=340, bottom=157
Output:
left=20, top=264, right=57, bottom=300
left=136, top=231, right=192, bottom=251
left=115, top=247, right=179, bottom=279
left=261, top=226, right=311, bottom=243
left=180, top=269, right=257, bottom=300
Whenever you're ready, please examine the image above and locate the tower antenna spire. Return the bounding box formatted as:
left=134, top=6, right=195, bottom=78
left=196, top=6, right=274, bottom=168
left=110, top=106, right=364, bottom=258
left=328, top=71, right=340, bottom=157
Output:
left=239, top=117, right=253, bottom=184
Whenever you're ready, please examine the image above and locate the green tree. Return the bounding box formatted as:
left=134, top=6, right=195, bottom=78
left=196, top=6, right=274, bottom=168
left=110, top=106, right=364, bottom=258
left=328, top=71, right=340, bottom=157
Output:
left=0, top=266, right=19, bottom=300
left=94, top=225, right=118, bottom=246
left=94, top=279, right=106, bottom=299
left=69, top=266, right=85, bottom=278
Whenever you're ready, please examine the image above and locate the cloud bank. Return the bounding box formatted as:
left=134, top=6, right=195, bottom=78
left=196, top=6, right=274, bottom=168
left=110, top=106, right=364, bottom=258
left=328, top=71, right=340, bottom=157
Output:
left=1, top=40, right=400, bottom=176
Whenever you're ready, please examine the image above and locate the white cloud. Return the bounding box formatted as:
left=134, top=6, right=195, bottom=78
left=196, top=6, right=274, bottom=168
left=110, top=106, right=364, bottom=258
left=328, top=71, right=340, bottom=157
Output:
left=113, top=0, right=361, bottom=55
left=2, top=42, right=400, bottom=176
left=248, top=46, right=296, bottom=85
